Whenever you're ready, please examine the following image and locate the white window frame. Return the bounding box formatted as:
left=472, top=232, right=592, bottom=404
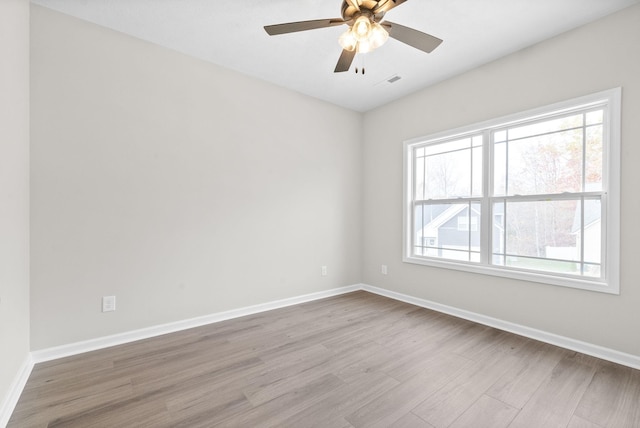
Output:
left=403, top=88, right=621, bottom=294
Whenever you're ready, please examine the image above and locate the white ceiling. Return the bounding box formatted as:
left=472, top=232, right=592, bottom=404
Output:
left=32, top=0, right=639, bottom=112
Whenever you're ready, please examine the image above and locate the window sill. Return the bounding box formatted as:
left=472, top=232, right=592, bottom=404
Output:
left=403, top=255, right=619, bottom=295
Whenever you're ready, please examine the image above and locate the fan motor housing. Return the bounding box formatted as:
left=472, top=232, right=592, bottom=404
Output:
left=341, top=0, right=387, bottom=23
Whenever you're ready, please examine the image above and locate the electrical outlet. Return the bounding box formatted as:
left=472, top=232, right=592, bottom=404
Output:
left=321, top=266, right=328, bottom=276
left=102, top=296, right=116, bottom=312
left=381, top=265, right=388, bottom=275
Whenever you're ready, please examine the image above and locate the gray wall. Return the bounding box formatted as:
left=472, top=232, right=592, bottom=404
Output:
left=30, top=6, right=362, bottom=350
left=362, top=4, right=640, bottom=356
left=0, top=0, right=30, bottom=413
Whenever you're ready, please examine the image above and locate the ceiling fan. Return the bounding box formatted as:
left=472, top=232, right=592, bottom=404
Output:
left=264, top=0, right=443, bottom=73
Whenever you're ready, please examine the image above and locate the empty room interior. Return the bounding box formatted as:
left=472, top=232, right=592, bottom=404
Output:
left=2, top=0, right=640, bottom=426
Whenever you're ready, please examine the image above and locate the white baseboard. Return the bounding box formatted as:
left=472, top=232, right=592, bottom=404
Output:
left=0, top=354, right=34, bottom=428
left=361, top=284, right=640, bottom=370
left=31, top=284, right=361, bottom=363
left=30, top=283, right=640, bottom=369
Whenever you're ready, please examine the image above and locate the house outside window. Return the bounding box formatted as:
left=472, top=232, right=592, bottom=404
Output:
left=457, top=214, right=478, bottom=232
left=403, top=88, right=621, bottom=294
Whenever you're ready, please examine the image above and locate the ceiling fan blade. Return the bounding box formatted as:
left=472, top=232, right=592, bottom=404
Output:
left=264, top=18, right=345, bottom=36
left=373, top=0, right=409, bottom=14
left=384, top=20, right=443, bottom=53
left=345, top=0, right=361, bottom=11
left=334, top=49, right=357, bottom=73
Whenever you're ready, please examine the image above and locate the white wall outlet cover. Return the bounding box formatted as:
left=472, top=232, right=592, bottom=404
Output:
left=102, top=296, right=116, bottom=312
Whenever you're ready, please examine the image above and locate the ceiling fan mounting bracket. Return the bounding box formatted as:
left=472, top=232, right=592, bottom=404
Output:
left=341, top=0, right=386, bottom=25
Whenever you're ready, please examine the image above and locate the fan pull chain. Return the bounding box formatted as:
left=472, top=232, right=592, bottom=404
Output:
left=354, top=56, right=366, bottom=75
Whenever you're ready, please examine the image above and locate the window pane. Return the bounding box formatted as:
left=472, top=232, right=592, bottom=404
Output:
left=493, top=142, right=507, bottom=196
left=472, top=145, right=483, bottom=197
left=582, top=199, right=602, bottom=264
left=507, top=113, right=583, bottom=141
left=413, top=203, right=480, bottom=262
left=506, top=129, right=583, bottom=195
left=492, top=201, right=506, bottom=257
left=419, top=136, right=482, bottom=200
left=415, top=153, right=425, bottom=199
left=469, top=202, right=481, bottom=251
left=422, top=137, right=470, bottom=157
left=425, top=149, right=471, bottom=198
left=493, top=197, right=602, bottom=278
left=504, top=256, right=581, bottom=275
left=586, top=109, right=603, bottom=126
left=503, top=199, right=579, bottom=261
left=584, top=263, right=601, bottom=278
left=586, top=125, right=603, bottom=191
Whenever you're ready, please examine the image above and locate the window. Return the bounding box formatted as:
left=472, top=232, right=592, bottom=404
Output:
left=403, top=88, right=621, bottom=294
left=457, top=215, right=478, bottom=232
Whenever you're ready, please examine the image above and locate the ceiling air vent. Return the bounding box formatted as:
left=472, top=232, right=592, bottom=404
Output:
left=374, top=74, right=402, bottom=87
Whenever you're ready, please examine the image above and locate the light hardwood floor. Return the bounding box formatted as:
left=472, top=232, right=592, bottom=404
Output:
left=8, top=291, right=640, bottom=427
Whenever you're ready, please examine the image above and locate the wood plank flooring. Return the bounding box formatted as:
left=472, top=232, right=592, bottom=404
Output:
left=8, top=291, right=640, bottom=427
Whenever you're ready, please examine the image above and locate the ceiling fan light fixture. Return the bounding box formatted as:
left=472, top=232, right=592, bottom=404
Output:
left=357, top=39, right=371, bottom=53
left=353, top=15, right=372, bottom=41
left=339, top=29, right=357, bottom=51
left=368, top=22, right=389, bottom=49
left=340, top=16, right=388, bottom=53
